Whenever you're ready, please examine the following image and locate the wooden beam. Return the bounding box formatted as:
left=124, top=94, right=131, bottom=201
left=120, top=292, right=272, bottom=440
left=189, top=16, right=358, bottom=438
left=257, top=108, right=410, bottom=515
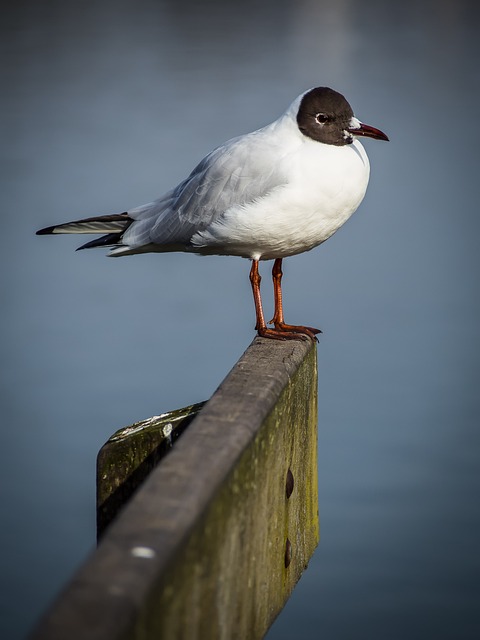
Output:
left=31, top=337, right=319, bottom=640
left=97, top=401, right=205, bottom=538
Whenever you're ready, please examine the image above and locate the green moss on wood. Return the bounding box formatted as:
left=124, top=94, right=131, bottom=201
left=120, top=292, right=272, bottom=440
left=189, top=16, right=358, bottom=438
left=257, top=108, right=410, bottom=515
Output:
left=135, top=345, right=319, bottom=639
left=97, top=402, right=205, bottom=536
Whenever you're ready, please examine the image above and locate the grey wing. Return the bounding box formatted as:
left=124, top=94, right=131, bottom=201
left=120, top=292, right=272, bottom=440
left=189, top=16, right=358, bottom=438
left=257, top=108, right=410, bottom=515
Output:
left=121, top=131, right=287, bottom=250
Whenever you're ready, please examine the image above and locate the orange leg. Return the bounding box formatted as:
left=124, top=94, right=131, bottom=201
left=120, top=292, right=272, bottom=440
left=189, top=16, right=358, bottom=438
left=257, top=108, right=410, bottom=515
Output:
left=269, top=258, right=321, bottom=340
left=249, top=260, right=319, bottom=341
left=249, top=259, right=267, bottom=332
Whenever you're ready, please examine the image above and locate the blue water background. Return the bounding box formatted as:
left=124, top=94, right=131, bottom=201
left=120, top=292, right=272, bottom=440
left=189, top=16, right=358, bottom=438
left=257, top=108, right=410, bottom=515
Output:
left=1, top=1, right=479, bottom=638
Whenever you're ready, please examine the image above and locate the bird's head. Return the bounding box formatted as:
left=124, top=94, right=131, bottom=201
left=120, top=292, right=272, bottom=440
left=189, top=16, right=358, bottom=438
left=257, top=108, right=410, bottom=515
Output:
left=296, top=87, right=389, bottom=146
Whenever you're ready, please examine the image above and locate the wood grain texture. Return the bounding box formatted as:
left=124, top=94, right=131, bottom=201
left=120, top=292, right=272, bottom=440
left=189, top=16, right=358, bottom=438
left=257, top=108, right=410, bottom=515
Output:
left=31, top=337, right=319, bottom=640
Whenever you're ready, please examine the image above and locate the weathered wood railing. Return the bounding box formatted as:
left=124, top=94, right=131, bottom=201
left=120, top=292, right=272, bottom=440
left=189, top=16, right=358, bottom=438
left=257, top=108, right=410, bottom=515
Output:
left=31, top=337, right=319, bottom=640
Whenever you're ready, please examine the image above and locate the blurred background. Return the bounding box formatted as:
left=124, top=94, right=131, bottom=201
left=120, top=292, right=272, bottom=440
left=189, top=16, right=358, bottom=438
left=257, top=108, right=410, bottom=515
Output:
left=2, top=0, right=479, bottom=638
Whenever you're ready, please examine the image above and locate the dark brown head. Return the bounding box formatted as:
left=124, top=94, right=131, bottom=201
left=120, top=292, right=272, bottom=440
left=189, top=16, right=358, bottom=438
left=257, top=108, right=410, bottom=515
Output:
left=296, top=87, right=389, bottom=146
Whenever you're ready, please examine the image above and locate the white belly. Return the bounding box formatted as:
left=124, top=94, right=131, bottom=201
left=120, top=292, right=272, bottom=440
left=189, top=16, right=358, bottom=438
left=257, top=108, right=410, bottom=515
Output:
left=191, top=139, right=370, bottom=260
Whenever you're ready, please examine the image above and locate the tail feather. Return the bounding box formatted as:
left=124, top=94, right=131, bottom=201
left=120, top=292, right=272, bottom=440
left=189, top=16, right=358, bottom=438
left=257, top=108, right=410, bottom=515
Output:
left=76, top=233, right=124, bottom=251
left=36, top=213, right=132, bottom=236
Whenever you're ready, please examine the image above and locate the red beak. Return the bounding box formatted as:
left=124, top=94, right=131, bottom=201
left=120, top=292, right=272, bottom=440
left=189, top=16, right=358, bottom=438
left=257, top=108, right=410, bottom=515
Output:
left=348, top=122, right=389, bottom=141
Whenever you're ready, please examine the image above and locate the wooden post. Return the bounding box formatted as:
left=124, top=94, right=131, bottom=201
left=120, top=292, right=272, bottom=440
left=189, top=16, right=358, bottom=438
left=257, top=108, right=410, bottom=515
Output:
left=97, top=401, right=205, bottom=538
left=31, top=337, right=319, bottom=640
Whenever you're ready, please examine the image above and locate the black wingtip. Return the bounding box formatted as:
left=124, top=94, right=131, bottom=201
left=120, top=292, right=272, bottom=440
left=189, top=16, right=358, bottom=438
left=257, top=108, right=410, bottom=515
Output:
left=76, top=232, right=123, bottom=251
left=36, top=226, right=57, bottom=235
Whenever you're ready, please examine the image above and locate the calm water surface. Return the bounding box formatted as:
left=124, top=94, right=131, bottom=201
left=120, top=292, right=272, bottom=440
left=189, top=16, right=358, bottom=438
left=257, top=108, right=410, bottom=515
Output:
left=1, top=1, right=479, bottom=638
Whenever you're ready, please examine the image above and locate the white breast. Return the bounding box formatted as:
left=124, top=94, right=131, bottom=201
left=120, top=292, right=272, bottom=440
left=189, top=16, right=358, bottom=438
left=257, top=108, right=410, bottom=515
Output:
left=191, top=129, right=370, bottom=261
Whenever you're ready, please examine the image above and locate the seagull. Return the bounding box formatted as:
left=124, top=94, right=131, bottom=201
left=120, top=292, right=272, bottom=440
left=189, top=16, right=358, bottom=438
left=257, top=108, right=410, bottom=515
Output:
left=37, top=87, right=388, bottom=340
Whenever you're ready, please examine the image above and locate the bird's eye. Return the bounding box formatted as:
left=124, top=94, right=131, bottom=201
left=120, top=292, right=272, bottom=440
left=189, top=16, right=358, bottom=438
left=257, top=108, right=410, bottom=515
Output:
left=315, top=113, right=329, bottom=124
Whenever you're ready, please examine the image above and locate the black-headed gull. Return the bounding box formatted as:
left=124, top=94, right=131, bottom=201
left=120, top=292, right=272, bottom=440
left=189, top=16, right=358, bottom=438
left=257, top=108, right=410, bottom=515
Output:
left=37, top=87, right=388, bottom=339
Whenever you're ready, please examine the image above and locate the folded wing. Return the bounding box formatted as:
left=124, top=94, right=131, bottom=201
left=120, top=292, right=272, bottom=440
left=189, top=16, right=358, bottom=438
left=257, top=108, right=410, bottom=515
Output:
left=37, top=125, right=290, bottom=256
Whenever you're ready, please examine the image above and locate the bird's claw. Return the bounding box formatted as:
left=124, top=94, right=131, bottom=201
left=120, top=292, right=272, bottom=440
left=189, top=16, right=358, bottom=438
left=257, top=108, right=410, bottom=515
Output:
left=258, top=323, right=320, bottom=342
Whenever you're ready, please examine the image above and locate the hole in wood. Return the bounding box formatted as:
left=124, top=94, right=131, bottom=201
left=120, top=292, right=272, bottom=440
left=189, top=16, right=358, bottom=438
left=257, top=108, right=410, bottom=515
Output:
left=285, top=538, right=292, bottom=568
left=286, top=468, right=294, bottom=499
